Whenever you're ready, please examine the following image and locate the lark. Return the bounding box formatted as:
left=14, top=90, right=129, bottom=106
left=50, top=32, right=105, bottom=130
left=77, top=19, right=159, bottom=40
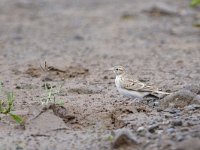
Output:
left=110, top=66, right=170, bottom=99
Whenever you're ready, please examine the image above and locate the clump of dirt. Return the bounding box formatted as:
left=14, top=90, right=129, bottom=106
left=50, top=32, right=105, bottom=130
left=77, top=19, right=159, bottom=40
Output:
left=65, top=66, right=89, bottom=78
left=15, top=83, right=39, bottom=89
left=110, top=102, right=153, bottom=129
left=49, top=104, right=75, bottom=122
left=160, top=90, right=197, bottom=109
left=25, top=67, right=41, bottom=78
left=68, top=87, right=102, bottom=94
left=34, top=104, right=75, bottom=124
left=25, top=65, right=89, bottom=80
left=112, top=129, right=140, bottom=149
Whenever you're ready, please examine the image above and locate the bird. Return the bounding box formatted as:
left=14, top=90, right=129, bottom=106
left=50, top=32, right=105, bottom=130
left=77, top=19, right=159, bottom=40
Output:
left=110, top=66, right=170, bottom=99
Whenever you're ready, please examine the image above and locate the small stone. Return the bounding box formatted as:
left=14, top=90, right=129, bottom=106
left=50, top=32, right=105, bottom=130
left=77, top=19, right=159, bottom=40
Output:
left=137, top=126, right=145, bottom=132
left=167, top=128, right=175, bottom=134
left=192, top=104, right=200, bottom=109
left=157, top=130, right=163, bottom=134
left=148, top=124, right=159, bottom=133
left=180, top=128, right=189, bottom=132
left=185, top=105, right=195, bottom=111
left=103, top=76, right=108, bottom=79
left=185, top=104, right=200, bottom=111
left=171, top=120, right=183, bottom=126
left=16, top=145, right=23, bottom=150
left=112, top=129, right=139, bottom=149
left=137, top=126, right=146, bottom=136
left=42, top=77, right=53, bottom=81
left=160, top=90, right=196, bottom=109
left=164, top=113, right=173, bottom=119
left=186, top=121, right=196, bottom=126
left=153, top=102, right=159, bottom=106
left=164, top=108, right=181, bottom=114
left=157, top=108, right=163, bottom=112
left=15, top=83, right=38, bottom=89
left=176, top=134, right=184, bottom=142
left=16, top=86, right=21, bottom=89
left=192, top=95, right=200, bottom=105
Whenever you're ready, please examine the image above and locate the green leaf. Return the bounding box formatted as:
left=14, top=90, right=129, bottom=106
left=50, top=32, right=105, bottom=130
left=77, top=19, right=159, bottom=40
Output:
left=56, top=100, right=64, bottom=106
left=191, top=0, right=200, bottom=7
left=7, top=92, right=14, bottom=102
left=9, top=113, right=23, bottom=124
left=0, top=100, right=3, bottom=112
left=4, top=92, right=14, bottom=113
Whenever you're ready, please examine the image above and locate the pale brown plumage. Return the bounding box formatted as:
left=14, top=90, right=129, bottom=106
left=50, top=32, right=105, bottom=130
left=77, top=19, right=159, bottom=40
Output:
left=110, top=66, right=170, bottom=98
left=120, top=75, right=169, bottom=94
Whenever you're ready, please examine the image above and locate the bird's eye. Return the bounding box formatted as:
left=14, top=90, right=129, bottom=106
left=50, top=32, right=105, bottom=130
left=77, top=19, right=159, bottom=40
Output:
left=116, top=68, right=119, bottom=70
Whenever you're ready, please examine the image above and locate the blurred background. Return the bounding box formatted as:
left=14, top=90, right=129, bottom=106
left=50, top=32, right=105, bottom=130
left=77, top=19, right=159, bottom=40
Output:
left=0, top=0, right=199, bottom=68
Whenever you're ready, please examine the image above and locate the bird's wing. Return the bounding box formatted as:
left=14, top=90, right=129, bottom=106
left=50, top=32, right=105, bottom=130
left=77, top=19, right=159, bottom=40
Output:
left=121, top=76, right=157, bottom=92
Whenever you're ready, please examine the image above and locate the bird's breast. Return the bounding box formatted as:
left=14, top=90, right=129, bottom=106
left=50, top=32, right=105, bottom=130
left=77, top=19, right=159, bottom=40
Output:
left=115, top=75, right=122, bottom=89
left=115, top=75, right=149, bottom=98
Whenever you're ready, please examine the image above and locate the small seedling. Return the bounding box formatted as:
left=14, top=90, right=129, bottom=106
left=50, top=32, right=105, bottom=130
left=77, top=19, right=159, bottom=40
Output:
left=39, top=61, right=65, bottom=106
left=107, top=135, right=114, bottom=141
left=40, top=82, right=64, bottom=106
left=0, top=92, right=23, bottom=124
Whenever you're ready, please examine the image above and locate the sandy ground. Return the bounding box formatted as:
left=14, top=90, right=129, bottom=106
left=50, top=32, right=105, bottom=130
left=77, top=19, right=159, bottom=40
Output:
left=0, top=0, right=200, bottom=149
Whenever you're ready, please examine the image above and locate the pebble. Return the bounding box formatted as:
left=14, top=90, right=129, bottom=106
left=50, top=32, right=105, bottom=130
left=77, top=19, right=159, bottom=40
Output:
left=186, top=121, right=197, bottom=126
left=157, top=108, right=163, bottom=112
left=153, top=102, right=159, bottom=106
left=185, top=104, right=200, bottom=111
left=164, top=114, right=173, bottom=119
left=193, top=95, right=200, bottom=104
left=137, top=126, right=145, bottom=132
left=148, top=124, right=159, bottom=133
left=171, top=120, right=183, bottom=126
left=112, top=129, right=139, bottom=149
left=157, top=130, right=163, bottom=134
left=167, top=128, right=175, bottom=134
left=164, top=108, right=181, bottom=114
left=176, top=134, right=184, bottom=141
left=137, top=126, right=146, bottom=136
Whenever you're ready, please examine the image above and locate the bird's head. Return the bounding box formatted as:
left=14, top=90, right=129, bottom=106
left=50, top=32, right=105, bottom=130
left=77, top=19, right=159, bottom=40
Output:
left=110, top=66, right=126, bottom=75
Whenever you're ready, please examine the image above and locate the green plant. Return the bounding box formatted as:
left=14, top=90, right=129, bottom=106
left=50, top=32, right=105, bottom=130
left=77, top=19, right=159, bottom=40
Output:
left=40, top=82, right=64, bottom=106
left=0, top=92, right=23, bottom=124
left=39, top=61, right=65, bottom=106
left=191, top=0, right=200, bottom=7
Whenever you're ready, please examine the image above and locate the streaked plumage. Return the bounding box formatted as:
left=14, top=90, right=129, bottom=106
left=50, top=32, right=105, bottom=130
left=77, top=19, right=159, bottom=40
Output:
left=110, top=66, right=170, bottom=99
